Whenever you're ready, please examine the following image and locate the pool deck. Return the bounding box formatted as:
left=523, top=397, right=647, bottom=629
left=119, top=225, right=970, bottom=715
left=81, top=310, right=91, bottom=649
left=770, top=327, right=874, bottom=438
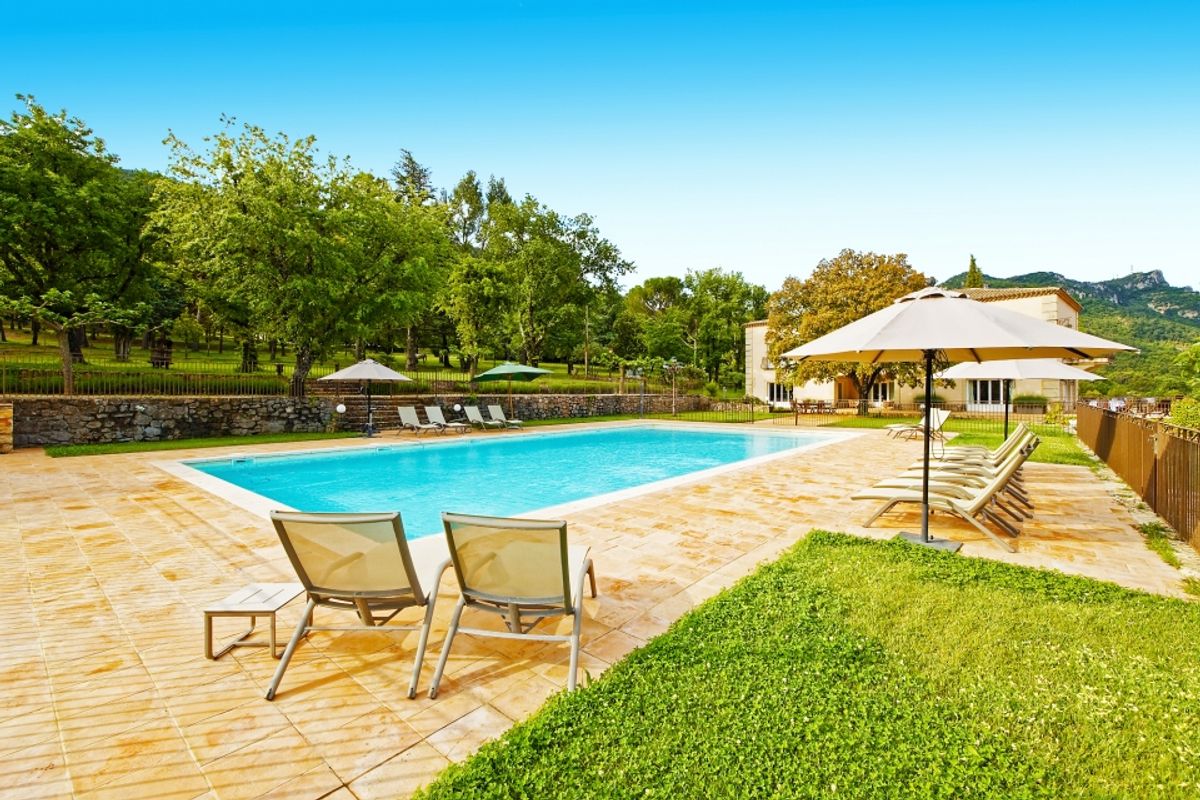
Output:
left=0, top=424, right=1189, bottom=799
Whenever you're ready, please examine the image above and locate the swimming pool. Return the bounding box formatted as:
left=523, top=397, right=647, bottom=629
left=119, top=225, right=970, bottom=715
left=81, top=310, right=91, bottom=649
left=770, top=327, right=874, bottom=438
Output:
left=181, top=424, right=842, bottom=538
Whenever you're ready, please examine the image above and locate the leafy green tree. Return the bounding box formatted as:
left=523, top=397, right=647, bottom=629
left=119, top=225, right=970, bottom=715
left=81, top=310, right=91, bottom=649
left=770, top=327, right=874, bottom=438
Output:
left=964, top=254, right=984, bottom=288
left=684, top=268, right=768, bottom=384
left=441, top=255, right=509, bottom=376
left=153, top=122, right=436, bottom=398
left=485, top=196, right=631, bottom=365
left=448, top=171, right=486, bottom=251
left=0, top=96, right=152, bottom=392
left=767, top=249, right=930, bottom=407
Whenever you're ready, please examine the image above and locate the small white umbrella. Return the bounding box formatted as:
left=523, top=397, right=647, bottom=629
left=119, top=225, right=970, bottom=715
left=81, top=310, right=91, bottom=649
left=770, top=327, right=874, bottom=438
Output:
left=783, top=287, right=1134, bottom=552
left=937, top=359, right=1103, bottom=437
left=318, top=358, right=412, bottom=438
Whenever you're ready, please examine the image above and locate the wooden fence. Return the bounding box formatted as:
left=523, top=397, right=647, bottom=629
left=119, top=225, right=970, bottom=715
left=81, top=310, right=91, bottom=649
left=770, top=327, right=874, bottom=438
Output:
left=1076, top=403, right=1200, bottom=549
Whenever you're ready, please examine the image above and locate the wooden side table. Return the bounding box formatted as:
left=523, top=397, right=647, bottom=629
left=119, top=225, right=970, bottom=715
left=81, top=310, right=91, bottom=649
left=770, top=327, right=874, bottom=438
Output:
left=204, top=583, right=306, bottom=659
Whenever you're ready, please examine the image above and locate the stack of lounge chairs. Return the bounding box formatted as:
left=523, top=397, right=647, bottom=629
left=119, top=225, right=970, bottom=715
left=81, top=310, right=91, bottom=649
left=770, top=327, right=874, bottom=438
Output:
left=852, top=423, right=1040, bottom=552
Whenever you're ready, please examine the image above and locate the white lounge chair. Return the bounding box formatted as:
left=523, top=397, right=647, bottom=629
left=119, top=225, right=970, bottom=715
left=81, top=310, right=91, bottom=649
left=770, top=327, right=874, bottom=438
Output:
left=885, top=408, right=950, bottom=440
left=488, top=405, right=523, bottom=428
left=425, top=406, right=470, bottom=435
left=429, top=512, right=597, bottom=698
left=398, top=406, right=442, bottom=436
left=265, top=511, right=450, bottom=700
left=464, top=405, right=504, bottom=429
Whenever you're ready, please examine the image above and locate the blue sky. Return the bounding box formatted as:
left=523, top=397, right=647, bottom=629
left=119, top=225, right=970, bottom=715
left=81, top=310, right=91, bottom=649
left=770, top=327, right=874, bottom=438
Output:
left=4, top=1, right=1199, bottom=290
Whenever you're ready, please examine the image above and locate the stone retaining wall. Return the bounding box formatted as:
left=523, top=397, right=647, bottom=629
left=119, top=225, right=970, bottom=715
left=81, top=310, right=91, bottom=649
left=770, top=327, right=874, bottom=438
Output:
left=7, top=393, right=707, bottom=447
left=11, top=397, right=332, bottom=447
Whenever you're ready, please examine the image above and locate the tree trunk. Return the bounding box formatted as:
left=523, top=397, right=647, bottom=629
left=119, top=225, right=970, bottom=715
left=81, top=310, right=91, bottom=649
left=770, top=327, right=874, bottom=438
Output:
left=239, top=340, right=258, bottom=373
left=291, top=345, right=313, bottom=398
left=56, top=324, right=75, bottom=395
left=406, top=326, right=418, bottom=370
left=269, top=339, right=278, bottom=360
left=112, top=327, right=132, bottom=362
left=354, top=338, right=365, bottom=362
left=217, top=326, right=224, bottom=354
left=0, top=323, right=5, bottom=342
left=68, top=327, right=88, bottom=364
left=30, top=318, right=39, bottom=346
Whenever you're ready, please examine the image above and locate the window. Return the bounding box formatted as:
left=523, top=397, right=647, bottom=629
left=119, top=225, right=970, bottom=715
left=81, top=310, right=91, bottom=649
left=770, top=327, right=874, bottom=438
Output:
left=870, top=381, right=893, bottom=403
left=970, top=379, right=1005, bottom=405
left=767, top=382, right=791, bottom=403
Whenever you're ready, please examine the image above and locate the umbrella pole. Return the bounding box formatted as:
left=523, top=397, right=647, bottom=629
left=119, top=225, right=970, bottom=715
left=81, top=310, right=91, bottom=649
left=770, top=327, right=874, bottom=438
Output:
left=366, top=381, right=374, bottom=438
left=920, top=350, right=932, bottom=543
left=508, top=377, right=513, bottom=419
left=1003, top=379, right=1011, bottom=439
left=899, top=350, right=962, bottom=553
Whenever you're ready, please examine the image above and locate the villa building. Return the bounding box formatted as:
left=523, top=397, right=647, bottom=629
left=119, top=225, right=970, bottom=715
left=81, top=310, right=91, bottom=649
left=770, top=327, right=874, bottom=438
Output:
left=745, top=286, right=1089, bottom=409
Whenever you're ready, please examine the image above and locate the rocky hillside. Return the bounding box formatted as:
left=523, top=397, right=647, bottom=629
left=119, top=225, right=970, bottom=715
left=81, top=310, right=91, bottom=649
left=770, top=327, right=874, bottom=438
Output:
left=942, top=270, right=1200, bottom=396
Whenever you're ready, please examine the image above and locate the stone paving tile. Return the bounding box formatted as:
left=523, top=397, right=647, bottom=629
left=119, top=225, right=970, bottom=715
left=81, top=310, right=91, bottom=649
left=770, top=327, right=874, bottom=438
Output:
left=0, top=425, right=1189, bottom=798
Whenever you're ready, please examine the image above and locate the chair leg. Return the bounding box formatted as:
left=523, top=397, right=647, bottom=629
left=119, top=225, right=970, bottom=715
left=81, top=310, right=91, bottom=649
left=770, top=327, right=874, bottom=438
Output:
left=428, top=597, right=465, bottom=699
left=587, top=561, right=598, bottom=598
left=567, top=608, right=583, bottom=692
left=863, top=500, right=898, bottom=527
left=407, top=599, right=438, bottom=699
left=266, top=598, right=316, bottom=701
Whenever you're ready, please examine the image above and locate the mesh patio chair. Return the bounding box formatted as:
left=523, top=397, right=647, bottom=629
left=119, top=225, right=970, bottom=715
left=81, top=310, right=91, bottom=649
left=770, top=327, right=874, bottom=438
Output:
left=425, top=406, right=470, bottom=435
left=464, top=405, right=504, bottom=429
left=428, top=512, right=597, bottom=698
left=487, top=405, right=524, bottom=428
left=398, top=406, right=442, bottom=436
left=266, top=510, right=450, bottom=700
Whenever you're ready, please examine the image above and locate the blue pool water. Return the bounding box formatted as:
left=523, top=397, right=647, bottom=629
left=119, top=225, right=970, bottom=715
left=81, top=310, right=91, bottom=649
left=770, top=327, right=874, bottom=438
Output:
left=189, top=426, right=825, bottom=538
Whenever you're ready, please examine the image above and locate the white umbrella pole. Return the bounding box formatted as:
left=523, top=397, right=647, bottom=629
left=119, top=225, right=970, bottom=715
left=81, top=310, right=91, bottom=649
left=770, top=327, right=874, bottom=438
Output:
left=366, top=380, right=374, bottom=438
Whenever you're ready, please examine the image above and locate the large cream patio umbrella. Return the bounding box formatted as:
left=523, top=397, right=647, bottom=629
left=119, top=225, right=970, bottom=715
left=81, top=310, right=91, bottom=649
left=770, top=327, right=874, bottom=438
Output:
left=782, top=286, right=1133, bottom=552
left=938, top=359, right=1103, bottom=438
left=319, top=359, right=412, bottom=438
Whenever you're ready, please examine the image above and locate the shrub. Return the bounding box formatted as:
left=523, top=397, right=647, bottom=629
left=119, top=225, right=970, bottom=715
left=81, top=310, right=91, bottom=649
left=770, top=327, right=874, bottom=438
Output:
left=1011, top=393, right=1048, bottom=409
left=1168, top=397, right=1200, bottom=430
left=703, top=381, right=719, bottom=398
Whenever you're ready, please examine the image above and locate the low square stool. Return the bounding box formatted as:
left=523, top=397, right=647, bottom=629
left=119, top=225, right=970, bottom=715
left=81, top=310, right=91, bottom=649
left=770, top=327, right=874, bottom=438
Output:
left=204, top=583, right=305, bottom=659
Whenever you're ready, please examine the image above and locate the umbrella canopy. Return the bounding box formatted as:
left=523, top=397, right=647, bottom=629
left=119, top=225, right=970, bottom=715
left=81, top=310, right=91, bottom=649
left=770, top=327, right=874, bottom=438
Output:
left=473, top=362, right=552, bottom=417
left=783, top=287, right=1134, bottom=363
left=937, top=359, right=1103, bottom=382
left=318, top=359, right=412, bottom=437
left=319, top=358, right=413, bottom=383
left=937, top=358, right=1103, bottom=438
left=472, top=362, right=553, bottom=382
left=782, top=287, right=1134, bottom=552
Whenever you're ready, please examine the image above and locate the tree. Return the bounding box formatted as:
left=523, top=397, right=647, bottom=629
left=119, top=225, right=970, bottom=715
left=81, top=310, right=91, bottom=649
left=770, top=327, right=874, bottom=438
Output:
left=448, top=171, right=485, bottom=251
left=485, top=196, right=631, bottom=365
left=156, top=121, right=363, bottom=396
left=964, top=254, right=984, bottom=288
left=441, top=255, right=508, bottom=376
left=0, top=95, right=151, bottom=393
left=684, top=268, right=769, bottom=385
left=766, top=249, right=930, bottom=408
left=391, top=149, right=436, bottom=207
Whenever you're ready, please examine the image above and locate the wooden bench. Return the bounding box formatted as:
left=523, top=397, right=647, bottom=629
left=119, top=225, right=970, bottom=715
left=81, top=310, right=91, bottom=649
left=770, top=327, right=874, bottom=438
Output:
left=204, top=583, right=306, bottom=659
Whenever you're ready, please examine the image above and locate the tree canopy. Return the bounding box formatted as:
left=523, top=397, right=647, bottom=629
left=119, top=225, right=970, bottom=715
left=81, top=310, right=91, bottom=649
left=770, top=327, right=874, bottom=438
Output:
left=766, top=249, right=930, bottom=401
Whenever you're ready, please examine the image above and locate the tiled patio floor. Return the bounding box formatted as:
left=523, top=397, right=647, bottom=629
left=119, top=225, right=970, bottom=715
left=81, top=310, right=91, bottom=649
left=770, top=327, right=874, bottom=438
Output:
left=0, top=425, right=1187, bottom=799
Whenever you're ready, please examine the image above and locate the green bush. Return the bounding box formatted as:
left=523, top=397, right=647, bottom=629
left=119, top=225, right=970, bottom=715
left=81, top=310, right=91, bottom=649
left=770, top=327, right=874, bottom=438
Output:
left=1168, top=397, right=1200, bottom=430
left=913, top=392, right=946, bottom=405
left=1011, top=393, right=1048, bottom=409
left=417, top=532, right=1200, bottom=799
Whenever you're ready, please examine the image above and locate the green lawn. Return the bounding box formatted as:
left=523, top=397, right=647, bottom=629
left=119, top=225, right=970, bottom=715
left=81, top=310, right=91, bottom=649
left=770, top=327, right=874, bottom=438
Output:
left=417, top=532, right=1200, bottom=799
left=822, top=415, right=1094, bottom=467
left=44, top=431, right=359, bottom=457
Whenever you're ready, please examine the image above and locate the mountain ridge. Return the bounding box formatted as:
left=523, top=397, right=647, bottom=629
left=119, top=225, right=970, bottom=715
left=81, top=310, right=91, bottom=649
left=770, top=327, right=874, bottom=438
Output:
left=940, top=269, right=1200, bottom=395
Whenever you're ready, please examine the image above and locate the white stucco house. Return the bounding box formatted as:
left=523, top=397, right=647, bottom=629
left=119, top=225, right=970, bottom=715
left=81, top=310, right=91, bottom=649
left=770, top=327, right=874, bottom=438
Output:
left=745, top=286, right=1090, bottom=409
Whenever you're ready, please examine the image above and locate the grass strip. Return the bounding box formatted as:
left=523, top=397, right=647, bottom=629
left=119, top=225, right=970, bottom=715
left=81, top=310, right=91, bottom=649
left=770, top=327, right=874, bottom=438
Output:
left=418, top=532, right=1200, bottom=799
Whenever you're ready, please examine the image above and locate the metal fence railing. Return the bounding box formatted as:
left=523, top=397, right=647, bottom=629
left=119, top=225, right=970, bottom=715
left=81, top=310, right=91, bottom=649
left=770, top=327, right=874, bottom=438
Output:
left=1076, top=403, right=1200, bottom=549
left=766, top=400, right=1072, bottom=436
left=0, top=352, right=671, bottom=397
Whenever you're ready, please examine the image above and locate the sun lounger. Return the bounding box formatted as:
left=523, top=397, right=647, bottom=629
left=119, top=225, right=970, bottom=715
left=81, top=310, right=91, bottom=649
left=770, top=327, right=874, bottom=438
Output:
left=425, top=406, right=470, bottom=435
left=464, top=405, right=504, bottom=429
left=885, top=408, right=950, bottom=440
left=852, top=453, right=1027, bottom=552
left=398, top=406, right=442, bottom=436
left=428, top=512, right=598, bottom=698
left=265, top=511, right=450, bottom=700
left=488, top=405, right=523, bottom=428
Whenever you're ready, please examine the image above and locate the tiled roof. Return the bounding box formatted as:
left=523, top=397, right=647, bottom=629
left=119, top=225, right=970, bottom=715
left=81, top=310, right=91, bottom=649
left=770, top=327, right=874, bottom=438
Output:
left=961, top=286, right=1082, bottom=312
left=744, top=319, right=768, bottom=327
